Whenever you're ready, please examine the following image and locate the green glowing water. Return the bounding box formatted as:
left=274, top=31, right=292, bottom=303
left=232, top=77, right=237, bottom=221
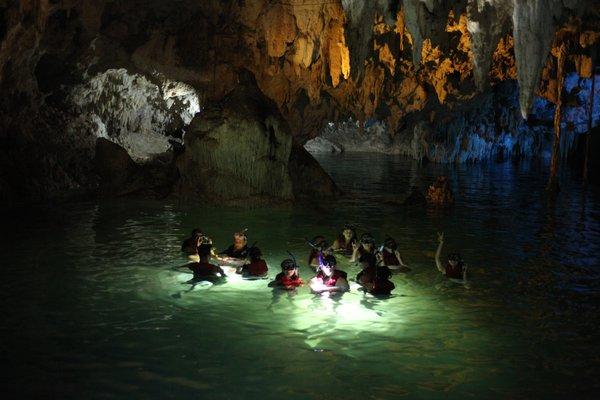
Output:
left=2, top=154, right=599, bottom=399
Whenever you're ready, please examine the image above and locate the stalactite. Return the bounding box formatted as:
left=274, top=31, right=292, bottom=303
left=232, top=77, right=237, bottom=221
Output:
left=466, top=0, right=511, bottom=91
left=512, top=0, right=562, bottom=119
left=547, top=42, right=567, bottom=193
left=583, top=58, right=596, bottom=186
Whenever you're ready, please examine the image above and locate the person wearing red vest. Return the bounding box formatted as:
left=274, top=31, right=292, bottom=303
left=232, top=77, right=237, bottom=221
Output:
left=435, top=232, right=467, bottom=282
left=381, top=236, right=410, bottom=272
left=332, top=225, right=357, bottom=257
left=188, top=244, right=226, bottom=282
left=238, top=246, right=268, bottom=278
left=356, top=253, right=394, bottom=295
left=309, top=255, right=349, bottom=294
left=269, top=259, right=303, bottom=290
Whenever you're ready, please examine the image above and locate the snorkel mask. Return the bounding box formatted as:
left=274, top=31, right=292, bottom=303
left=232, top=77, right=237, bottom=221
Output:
left=384, top=237, right=397, bottom=251
left=448, top=253, right=463, bottom=265
left=360, top=233, right=375, bottom=246
left=281, top=259, right=298, bottom=271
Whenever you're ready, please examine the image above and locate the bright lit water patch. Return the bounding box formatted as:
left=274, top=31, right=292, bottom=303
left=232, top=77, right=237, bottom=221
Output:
left=1, top=154, right=599, bottom=398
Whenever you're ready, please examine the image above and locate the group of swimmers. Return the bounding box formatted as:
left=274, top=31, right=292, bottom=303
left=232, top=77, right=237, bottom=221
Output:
left=180, top=225, right=467, bottom=296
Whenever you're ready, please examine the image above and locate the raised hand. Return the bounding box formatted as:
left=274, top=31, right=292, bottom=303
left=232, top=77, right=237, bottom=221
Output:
left=437, top=232, right=444, bottom=243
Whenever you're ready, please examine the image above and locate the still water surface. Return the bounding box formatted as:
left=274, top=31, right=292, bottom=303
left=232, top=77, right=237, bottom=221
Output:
left=2, top=154, right=599, bottom=399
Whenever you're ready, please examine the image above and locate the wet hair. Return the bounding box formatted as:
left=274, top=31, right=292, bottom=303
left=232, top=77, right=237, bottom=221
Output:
left=448, top=253, right=463, bottom=264
left=281, top=259, right=298, bottom=271
left=198, top=244, right=212, bottom=258
left=192, top=228, right=203, bottom=237
left=359, top=253, right=377, bottom=268
left=360, top=233, right=375, bottom=246
left=248, top=246, right=262, bottom=261
left=321, top=254, right=337, bottom=267
left=234, top=229, right=248, bottom=240
left=312, top=236, right=329, bottom=250
left=384, top=237, right=398, bottom=250
left=341, top=224, right=357, bottom=237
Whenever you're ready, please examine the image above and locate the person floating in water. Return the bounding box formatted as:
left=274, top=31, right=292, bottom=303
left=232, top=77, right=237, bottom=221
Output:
left=218, top=229, right=249, bottom=267
left=189, top=244, right=227, bottom=282
left=237, top=246, right=268, bottom=278
left=181, top=228, right=203, bottom=255
left=356, top=253, right=394, bottom=295
left=332, top=224, right=357, bottom=256
left=309, top=255, right=349, bottom=294
left=269, top=259, right=303, bottom=290
left=350, top=233, right=376, bottom=262
left=435, top=232, right=467, bottom=282
left=381, top=236, right=410, bottom=272
left=307, top=236, right=333, bottom=269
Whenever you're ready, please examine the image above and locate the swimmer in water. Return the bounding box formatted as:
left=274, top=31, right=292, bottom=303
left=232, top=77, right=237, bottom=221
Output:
left=350, top=233, right=376, bottom=263
left=356, top=253, right=394, bottom=295
left=309, top=254, right=349, bottom=294
left=269, top=259, right=303, bottom=290
left=435, top=232, right=468, bottom=282
left=219, top=229, right=249, bottom=262
left=188, top=244, right=227, bottom=282
left=181, top=228, right=203, bottom=256
left=237, top=246, right=268, bottom=278
left=331, top=224, right=357, bottom=256
left=381, top=236, right=410, bottom=272
left=307, top=235, right=333, bottom=269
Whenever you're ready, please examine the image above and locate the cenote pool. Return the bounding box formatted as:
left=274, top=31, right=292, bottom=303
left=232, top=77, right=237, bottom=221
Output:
left=2, top=154, right=599, bottom=399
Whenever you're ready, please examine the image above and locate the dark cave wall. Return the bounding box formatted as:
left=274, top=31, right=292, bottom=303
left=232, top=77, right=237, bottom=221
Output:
left=0, top=0, right=599, bottom=203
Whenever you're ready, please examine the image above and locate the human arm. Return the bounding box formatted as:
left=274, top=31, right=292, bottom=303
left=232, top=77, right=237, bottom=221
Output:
left=435, top=232, right=445, bottom=274
left=395, top=250, right=409, bottom=267
left=349, top=242, right=360, bottom=262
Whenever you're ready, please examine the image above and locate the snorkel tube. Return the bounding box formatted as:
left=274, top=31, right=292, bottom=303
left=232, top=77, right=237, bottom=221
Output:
left=305, top=238, right=326, bottom=267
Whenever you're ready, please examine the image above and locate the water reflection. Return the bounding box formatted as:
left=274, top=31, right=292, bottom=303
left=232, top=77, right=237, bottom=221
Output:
left=0, top=154, right=599, bottom=398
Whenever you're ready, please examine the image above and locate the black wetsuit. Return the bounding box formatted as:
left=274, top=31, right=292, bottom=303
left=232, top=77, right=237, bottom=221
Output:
left=220, top=245, right=249, bottom=259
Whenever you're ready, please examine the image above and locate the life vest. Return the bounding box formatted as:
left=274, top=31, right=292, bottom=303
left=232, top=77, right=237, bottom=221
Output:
left=316, top=270, right=345, bottom=287
left=243, top=260, right=268, bottom=276
left=445, top=262, right=464, bottom=280
left=382, top=249, right=400, bottom=266
left=275, top=272, right=303, bottom=287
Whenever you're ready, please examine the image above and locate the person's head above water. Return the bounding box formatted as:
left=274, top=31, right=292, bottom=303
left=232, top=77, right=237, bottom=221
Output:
left=233, top=229, right=248, bottom=247
left=311, top=236, right=329, bottom=251
left=447, top=252, right=463, bottom=267
left=341, top=224, right=356, bottom=241
left=384, top=236, right=397, bottom=251
left=360, top=233, right=375, bottom=248
left=359, top=253, right=377, bottom=269
left=248, top=246, right=262, bottom=261
left=281, top=258, right=299, bottom=277
left=192, top=228, right=204, bottom=238
left=198, top=243, right=212, bottom=259
left=319, top=254, right=337, bottom=277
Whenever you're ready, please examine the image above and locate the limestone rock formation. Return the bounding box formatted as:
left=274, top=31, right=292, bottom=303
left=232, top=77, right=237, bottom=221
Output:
left=467, top=0, right=511, bottom=91
left=176, top=78, right=336, bottom=204
left=0, top=0, right=599, bottom=202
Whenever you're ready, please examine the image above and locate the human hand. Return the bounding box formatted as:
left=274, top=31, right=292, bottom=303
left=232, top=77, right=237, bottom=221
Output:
left=437, top=232, right=444, bottom=243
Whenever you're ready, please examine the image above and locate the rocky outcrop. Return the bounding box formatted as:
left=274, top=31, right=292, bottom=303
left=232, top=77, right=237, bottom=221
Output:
left=175, top=78, right=337, bottom=204
left=0, top=0, right=599, bottom=202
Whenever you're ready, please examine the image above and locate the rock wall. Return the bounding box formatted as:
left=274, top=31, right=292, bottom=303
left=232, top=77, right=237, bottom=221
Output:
left=0, top=0, right=599, bottom=202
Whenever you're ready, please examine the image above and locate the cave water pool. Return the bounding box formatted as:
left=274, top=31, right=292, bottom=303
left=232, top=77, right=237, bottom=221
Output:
left=2, top=154, right=599, bottom=399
